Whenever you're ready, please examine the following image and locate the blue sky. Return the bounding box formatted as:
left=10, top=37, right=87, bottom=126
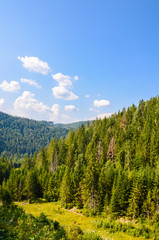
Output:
left=0, top=0, right=159, bottom=123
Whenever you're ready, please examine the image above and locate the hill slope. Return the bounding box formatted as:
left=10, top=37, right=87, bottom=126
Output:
left=0, top=112, right=89, bottom=158
left=0, top=112, right=69, bottom=157
left=3, top=97, right=159, bottom=216
left=1, top=96, right=159, bottom=239
left=55, top=121, right=89, bottom=130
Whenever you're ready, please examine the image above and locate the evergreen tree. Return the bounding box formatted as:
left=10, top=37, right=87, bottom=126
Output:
left=110, top=170, right=130, bottom=216
left=1, top=95, right=159, bottom=222
left=27, top=170, right=42, bottom=201
left=60, top=166, right=72, bottom=208
left=142, top=190, right=155, bottom=221
left=82, top=140, right=100, bottom=214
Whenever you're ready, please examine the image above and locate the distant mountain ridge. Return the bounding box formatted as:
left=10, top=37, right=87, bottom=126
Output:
left=0, top=111, right=88, bottom=158
left=55, top=121, right=89, bottom=129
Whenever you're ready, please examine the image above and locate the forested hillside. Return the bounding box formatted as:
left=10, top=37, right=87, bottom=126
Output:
left=0, top=112, right=70, bottom=158
left=1, top=97, right=159, bottom=228
left=55, top=121, right=89, bottom=130
left=0, top=112, right=89, bottom=158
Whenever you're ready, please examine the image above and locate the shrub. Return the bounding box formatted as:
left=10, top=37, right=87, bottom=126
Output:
left=80, top=232, right=103, bottom=240
left=54, top=220, right=60, bottom=230
left=67, top=225, right=83, bottom=240
left=2, top=189, right=13, bottom=207
left=0, top=205, right=67, bottom=240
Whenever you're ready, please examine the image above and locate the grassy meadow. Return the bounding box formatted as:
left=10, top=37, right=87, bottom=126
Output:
left=17, top=201, right=155, bottom=240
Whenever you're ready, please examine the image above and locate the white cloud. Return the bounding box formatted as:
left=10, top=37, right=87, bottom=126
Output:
left=49, top=104, right=60, bottom=121
left=90, top=113, right=113, bottom=120
left=12, top=91, right=69, bottom=123
left=0, top=80, right=20, bottom=92
left=18, top=56, right=50, bottom=75
left=13, top=91, right=50, bottom=117
left=65, top=105, right=79, bottom=111
left=89, top=108, right=99, bottom=113
left=52, top=73, right=79, bottom=100
left=49, top=104, right=69, bottom=122
left=0, top=98, right=4, bottom=107
left=52, top=104, right=60, bottom=115
left=93, top=99, right=110, bottom=107
left=74, top=75, right=79, bottom=80
left=85, top=94, right=90, bottom=98
left=21, top=78, right=41, bottom=88
left=52, top=86, right=78, bottom=100
left=52, top=73, right=72, bottom=88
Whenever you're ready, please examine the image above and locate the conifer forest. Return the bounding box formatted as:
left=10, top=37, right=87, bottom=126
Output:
left=0, top=96, right=159, bottom=239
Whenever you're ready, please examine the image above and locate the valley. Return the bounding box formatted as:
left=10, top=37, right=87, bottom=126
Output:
left=1, top=96, right=159, bottom=239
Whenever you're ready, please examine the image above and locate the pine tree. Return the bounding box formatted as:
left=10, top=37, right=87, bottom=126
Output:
left=57, top=138, right=67, bottom=166
left=98, top=161, right=115, bottom=212
left=142, top=190, right=155, bottom=222
left=27, top=170, right=42, bottom=201
left=73, top=154, right=85, bottom=208
left=82, top=140, right=100, bottom=214
left=60, top=166, right=72, bottom=208
left=47, top=138, right=58, bottom=173
left=128, top=174, right=143, bottom=220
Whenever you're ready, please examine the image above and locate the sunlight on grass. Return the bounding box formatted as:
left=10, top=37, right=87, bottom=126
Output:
left=17, top=202, right=152, bottom=240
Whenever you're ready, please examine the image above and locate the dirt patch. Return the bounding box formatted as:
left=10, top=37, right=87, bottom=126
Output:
left=20, top=202, right=28, bottom=205
left=63, top=206, right=84, bottom=216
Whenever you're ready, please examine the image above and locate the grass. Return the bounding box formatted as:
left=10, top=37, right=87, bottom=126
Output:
left=17, top=201, right=154, bottom=240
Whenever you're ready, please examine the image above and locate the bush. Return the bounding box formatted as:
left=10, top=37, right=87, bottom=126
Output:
left=80, top=232, right=103, bottom=240
left=0, top=205, right=66, bottom=240
left=54, top=220, right=60, bottom=230
left=38, top=212, right=50, bottom=225
left=2, top=189, right=13, bottom=207
left=67, top=225, right=83, bottom=240
left=53, top=227, right=66, bottom=240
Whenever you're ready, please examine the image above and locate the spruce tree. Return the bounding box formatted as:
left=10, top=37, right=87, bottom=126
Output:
left=27, top=170, right=42, bottom=201
left=82, top=140, right=100, bottom=214
left=60, top=166, right=72, bottom=208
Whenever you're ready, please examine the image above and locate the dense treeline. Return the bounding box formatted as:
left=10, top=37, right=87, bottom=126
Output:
left=55, top=121, right=89, bottom=130
left=1, top=96, right=159, bottom=223
left=0, top=111, right=69, bottom=157
left=0, top=157, right=13, bottom=185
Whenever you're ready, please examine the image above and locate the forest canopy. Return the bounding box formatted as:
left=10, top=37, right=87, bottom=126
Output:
left=0, top=112, right=87, bottom=158
left=1, top=96, right=159, bottom=224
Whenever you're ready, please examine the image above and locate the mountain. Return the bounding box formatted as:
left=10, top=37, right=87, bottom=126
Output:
left=1, top=95, right=159, bottom=240
left=2, top=96, right=159, bottom=222
left=0, top=111, right=88, bottom=158
left=55, top=121, right=90, bottom=130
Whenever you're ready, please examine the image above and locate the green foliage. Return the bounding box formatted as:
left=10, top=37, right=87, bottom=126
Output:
left=0, top=157, right=13, bottom=185
left=55, top=121, right=90, bottom=130
left=79, top=232, right=103, bottom=240
left=1, top=189, right=13, bottom=206
left=27, top=170, right=42, bottom=201
left=1, top=96, right=159, bottom=236
left=60, top=167, right=73, bottom=208
left=94, top=219, right=159, bottom=239
left=0, top=205, right=66, bottom=240
left=110, top=170, right=130, bottom=216
left=0, top=111, right=69, bottom=158
left=67, top=225, right=83, bottom=240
